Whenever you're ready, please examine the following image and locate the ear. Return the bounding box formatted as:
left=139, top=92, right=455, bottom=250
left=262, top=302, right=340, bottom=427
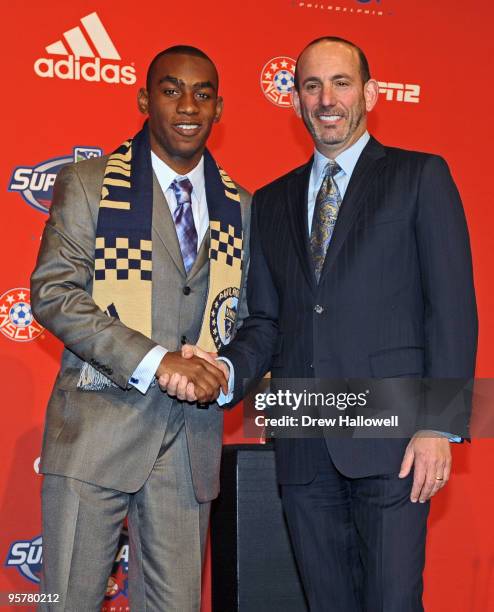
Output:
left=363, top=79, right=379, bottom=112
left=291, top=88, right=302, bottom=118
left=137, top=88, right=149, bottom=115
left=214, top=96, right=224, bottom=123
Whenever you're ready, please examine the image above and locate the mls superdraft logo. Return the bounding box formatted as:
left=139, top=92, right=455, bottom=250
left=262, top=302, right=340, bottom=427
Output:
left=210, top=287, right=239, bottom=349
left=5, top=535, right=42, bottom=583
left=34, top=12, right=136, bottom=85
left=260, top=56, right=296, bottom=108
left=6, top=530, right=129, bottom=604
left=0, top=288, right=44, bottom=343
left=8, top=146, right=102, bottom=213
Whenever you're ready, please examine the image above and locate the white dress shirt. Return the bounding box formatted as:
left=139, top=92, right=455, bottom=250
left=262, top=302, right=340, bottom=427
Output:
left=129, top=153, right=209, bottom=394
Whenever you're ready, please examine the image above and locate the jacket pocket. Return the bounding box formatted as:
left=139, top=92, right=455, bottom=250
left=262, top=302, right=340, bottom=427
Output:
left=369, top=347, right=424, bottom=378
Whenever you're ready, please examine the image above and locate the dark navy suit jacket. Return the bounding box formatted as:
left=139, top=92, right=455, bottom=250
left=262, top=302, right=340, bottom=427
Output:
left=221, top=137, right=477, bottom=483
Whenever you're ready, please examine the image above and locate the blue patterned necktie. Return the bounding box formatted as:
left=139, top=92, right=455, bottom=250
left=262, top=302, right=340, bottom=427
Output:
left=310, top=160, right=342, bottom=283
left=171, top=177, right=197, bottom=274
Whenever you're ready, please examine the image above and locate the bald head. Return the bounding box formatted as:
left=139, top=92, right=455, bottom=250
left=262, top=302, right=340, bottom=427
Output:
left=294, top=36, right=371, bottom=90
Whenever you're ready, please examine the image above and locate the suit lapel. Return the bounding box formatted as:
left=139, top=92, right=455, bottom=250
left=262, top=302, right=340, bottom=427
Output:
left=152, top=173, right=186, bottom=276
left=319, top=137, right=387, bottom=281
left=286, top=159, right=316, bottom=292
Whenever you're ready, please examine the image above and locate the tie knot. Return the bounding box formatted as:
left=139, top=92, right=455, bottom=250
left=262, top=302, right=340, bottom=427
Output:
left=171, top=177, right=193, bottom=205
left=325, top=160, right=341, bottom=179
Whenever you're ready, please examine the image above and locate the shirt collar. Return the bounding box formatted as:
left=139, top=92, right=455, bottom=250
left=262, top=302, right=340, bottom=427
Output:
left=151, top=151, right=205, bottom=199
left=313, top=131, right=370, bottom=182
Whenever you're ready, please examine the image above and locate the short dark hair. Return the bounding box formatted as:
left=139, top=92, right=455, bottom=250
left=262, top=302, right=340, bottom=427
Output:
left=294, top=36, right=371, bottom=90
left=146, top=45, right=218, bottom=91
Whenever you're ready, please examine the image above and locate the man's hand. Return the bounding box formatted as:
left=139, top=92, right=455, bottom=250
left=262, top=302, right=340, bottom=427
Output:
left=156, top=351, right=228, bottom=404
left=182, top=344, right=230, bottom=379
left=158, top=345, right=230, bottom=402
left=399, top=431, right=452, bottom=503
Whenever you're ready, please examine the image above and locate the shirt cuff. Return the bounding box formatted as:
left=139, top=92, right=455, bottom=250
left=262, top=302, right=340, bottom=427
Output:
left=425, top=430, right=463, bottom=443
left=129, top=345, right=167, bottom=394
left=216, top=356, right=234, bottom=405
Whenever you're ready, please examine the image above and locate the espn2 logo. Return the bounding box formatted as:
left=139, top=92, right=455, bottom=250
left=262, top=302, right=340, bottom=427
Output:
left=378, top=82, right=420, bottom=103
left=34, top=12, right=136, bottom=85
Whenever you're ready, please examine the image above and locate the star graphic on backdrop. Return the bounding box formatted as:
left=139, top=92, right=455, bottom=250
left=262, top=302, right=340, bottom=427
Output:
left=270, top=63, right=278, bottom=71
left=264, top=71, right=272, bottom=80
left=0, top=304, right=7, bottom=313
left=6, top=295, right=15, bottom=304
left=280, top=60, right=288, bottom=68
left=17, top=291, right=27, bottom=300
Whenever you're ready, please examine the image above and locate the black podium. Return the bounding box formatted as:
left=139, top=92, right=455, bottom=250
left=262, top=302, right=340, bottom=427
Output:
left=210, top=444, right=308, bottom=612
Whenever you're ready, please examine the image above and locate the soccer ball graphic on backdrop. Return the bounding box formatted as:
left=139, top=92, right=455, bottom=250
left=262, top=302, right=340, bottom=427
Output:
left=274, top=69, right=294, bottom=94
left=260, top=56, right=296, bottom=108
left=0, top=288, right=44, bottom=342
left=10, top=302, right=33, bottom=328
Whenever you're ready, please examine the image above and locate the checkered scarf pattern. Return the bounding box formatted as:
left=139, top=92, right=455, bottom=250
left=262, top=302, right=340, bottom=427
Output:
left=78, top=124, right=243, bottom=390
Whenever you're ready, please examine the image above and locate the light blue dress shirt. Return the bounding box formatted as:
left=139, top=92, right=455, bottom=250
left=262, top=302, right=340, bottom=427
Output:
left=308, top=131, right=370, bottom=227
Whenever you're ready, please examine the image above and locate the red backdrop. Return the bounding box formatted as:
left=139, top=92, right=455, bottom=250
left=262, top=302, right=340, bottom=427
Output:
left=1, top=1, right=493, bottom=610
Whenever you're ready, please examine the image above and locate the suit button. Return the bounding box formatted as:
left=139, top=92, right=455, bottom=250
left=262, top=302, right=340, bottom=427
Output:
left=309, top=363, right=314, bottom=369
left=107, top=368, right=113, bottom=375
left=181, top=335, right=187, bottom=345
left=183, top=286, right=191, bottom=295
left=314, top=304, right=324, bottom=314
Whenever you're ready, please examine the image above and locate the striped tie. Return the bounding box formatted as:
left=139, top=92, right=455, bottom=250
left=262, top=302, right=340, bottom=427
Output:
left=171, top=177, right=197, bottom=274
left=310, top=160, right=342, bottom=283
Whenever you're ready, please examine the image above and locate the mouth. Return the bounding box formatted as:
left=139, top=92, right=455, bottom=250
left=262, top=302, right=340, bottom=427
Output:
left=173, top=123, right=202, bottom=137
left=316, top=114, right=345, bottom=124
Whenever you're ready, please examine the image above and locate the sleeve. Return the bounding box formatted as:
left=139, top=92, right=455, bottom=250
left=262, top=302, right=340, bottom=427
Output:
left=30, top=164, right=157, bottom=390
left=219, top=191, right=279, bottom=405
left=414, top=155, right=478, bottom=435
left=129, top=345, right=168, bottom=394
left=216, top=356, right=235, bottom=406
left=415, top=155, right=478, bottom=377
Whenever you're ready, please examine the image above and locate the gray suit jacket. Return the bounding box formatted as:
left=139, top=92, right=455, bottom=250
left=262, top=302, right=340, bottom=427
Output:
left=31, top=155, right=251, bottom=502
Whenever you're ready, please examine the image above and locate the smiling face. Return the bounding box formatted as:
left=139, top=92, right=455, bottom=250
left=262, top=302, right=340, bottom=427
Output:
left=292, top=41, right=378, bottom=158
left=137, top=52, right=223, bottom=174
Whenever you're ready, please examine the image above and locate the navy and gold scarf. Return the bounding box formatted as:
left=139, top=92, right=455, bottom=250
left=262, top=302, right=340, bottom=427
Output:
left=78, top=124, right=243, bottom=390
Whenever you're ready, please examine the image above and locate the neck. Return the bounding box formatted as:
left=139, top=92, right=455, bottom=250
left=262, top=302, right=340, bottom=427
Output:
left=150, top=141, right=203, bottom=175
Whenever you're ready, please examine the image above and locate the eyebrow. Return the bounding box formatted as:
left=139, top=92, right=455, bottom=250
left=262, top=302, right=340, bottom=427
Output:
left=302, top=73, right=353, bottom=86
left=158, top=75, right=217, bottom=91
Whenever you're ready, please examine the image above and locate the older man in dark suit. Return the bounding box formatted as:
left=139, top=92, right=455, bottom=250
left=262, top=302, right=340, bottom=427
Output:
left=176, top=37, right=477, bottom=611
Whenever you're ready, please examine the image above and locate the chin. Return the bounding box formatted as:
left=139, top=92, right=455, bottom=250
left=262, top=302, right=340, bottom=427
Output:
left=171, top=144, right=203, bottom=160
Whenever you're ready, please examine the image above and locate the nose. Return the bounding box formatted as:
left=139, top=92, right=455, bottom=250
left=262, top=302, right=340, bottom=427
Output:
left=177, top=90, right=199, bottom=115
left=320, top=82, right=337, bottom=107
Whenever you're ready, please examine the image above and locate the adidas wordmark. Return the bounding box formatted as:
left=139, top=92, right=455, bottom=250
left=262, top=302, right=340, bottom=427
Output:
left=34, top=12, right=136, bottom=85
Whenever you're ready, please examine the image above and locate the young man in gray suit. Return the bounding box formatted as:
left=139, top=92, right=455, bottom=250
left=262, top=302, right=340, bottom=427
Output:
left=31, top=46, right=250, bottom=610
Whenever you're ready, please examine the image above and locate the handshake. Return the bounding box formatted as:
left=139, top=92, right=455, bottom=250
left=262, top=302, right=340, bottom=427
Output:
left=155, top=344, right=230, bottom=404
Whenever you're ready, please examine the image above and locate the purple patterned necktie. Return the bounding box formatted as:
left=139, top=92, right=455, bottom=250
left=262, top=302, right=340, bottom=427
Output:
left=171, top=177, right=197, bottom=274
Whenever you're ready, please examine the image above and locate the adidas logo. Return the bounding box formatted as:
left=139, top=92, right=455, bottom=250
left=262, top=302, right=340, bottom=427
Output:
left=34, top=12, right=136, bottom=85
